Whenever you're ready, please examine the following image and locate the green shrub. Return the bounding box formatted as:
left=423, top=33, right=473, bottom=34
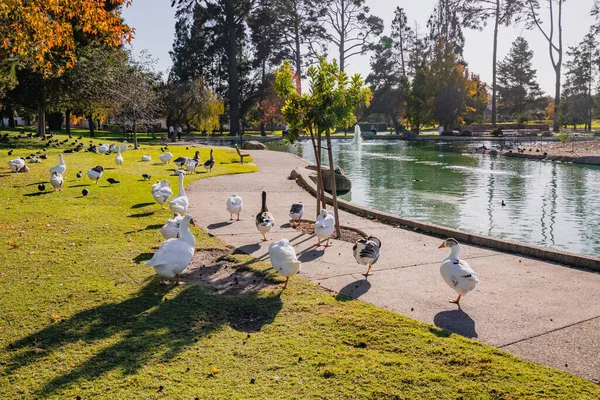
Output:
left=542, top=131, right=554, bottom=137
left=558, top=130, right=571, bottom=143
left=490, top=128, right=503, bottom=137
left=460, top=130, right=472, bottom=136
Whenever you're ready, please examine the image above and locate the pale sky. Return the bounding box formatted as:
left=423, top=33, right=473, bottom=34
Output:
left=122, top=0, right=598, bottom=95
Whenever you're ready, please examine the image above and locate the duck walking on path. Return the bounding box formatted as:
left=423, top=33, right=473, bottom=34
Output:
left=256, top=191, right=274, bottom=241
left=289, top=202, right=304, bottom=227
left=438, top=238, right=479, bottom=304
left=314, top=209, right=335, bottom=247
left=146, top=215, right=196, bottom=285
left=226, top=194, right=243, bottom=221
left=353, top=236, right=382, bottom=277
left=268, top=239, right=301, bottom=290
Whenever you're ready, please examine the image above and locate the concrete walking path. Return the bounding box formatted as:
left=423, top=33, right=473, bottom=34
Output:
left=186, top=149, right=600, bottom=383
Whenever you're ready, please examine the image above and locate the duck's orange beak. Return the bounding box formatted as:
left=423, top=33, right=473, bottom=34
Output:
left=438, top=242, right=446, bottom=249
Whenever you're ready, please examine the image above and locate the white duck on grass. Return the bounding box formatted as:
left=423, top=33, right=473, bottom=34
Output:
left=185, top=151, right=201, bottom=174
left=353, top=236, right=381, bottom=277
left=49, top=153, right=66, bottom=176
left=152, top=179, right=173, bottom=209
left=146, top=214, right=196, bottom=285
left=314, top=209, right=335, bottom=247
left=115, top=148, right=123, bottom=168
left=141, top=155, right=151, bottom=162
left=169, top=172, right=189, bottom=215
left=255, top=191, right=274, bottom=241
left=268, top=238, right=301, bottom=290
left=49, top=171, right=64, bottom=191
left=438, top=238, right=479, bottom=304
left=289, top=202, right=304, bottom=227
left=7, top=158, right=25, bottom=173
left=87, top=166, right=104, bottom=184
left=158, top=214, right=184, bottom=239
left=159, top=151, right=173, bottom=164
left=226, top=193, right=243, bottom=221
left=119, top=140, right=128, bottom=153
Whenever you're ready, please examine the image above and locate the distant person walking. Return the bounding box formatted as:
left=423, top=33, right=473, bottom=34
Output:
left=168, top=125, right=174, bottom=141
left=177, top=126, right=182, bottom=141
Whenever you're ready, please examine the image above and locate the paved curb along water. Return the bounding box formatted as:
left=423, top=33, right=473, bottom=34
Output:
left=290, top=167, right=600, bottom=272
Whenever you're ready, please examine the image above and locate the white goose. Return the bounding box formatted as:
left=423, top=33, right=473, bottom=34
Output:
left=185, top=151, right=201, bottom=174
left=87, top=166, right=104, bottom=184
left=255, top=191, right=274, bottom=241
left=159, top=151, right=173, bottom=164
left=49, top=171, right=64, bottom=191
left=226, top=193, right=243, bottom=221
left=169, top=172, right=189, bottom=215
left=8, top=158, right=25, bottom=173
left=438, top=238, right=479, bottom=303
left=314, top=209, right=335, bottom=247
left=141, top=155, right=152, bottom=162
left=49, top=153, right=66, bottom=175
left=158, top=214, right=184, bottom=239
left=115, top=148, right=123, bottom=168
left=289, top=202, right=304, bottom=227
left=146, top=214, right=196, bottom=285
left=152, top=180, right=173, bottom=208
left=268, top=239, right=301, bottom=289
left=97, top=144, right=109, bottom=154
left=353, top=236, right=382, bottom=277
left=119, top=140, right=128, bottom=153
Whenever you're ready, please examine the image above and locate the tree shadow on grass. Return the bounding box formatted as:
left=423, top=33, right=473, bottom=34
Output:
left=23, top=191, right=52, bottom=197
left=5, top=279, right=282, bottom=397
left=433, top=307, right=478, bottom=339
left=128, top=212, right=155, bottom=218
left=131, top=202, right=155, bottom=209
left=68, top=184, right=91, bottom=188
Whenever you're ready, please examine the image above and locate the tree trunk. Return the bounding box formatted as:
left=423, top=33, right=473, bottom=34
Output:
left=294, top=11, right=302, bottom=94
left=325, top=130, right=341, bottom=238
left=309, top=126, right=322, bottom=217
left=339, top=0, right=345, bottom=72
left=37, top=82, right=46, bottom=139
left=260, top=121, right=266, bottom=136
left=88, top=115, right=95, bottom=138
left=7, top=107, right=15, bottom=128
left=224, top=0, right=241, bottom=141
left=65, top=109, right=71, bottom=137
left=553, top=65, right=560, bottom=132
left=491, top=0, right=500, bottom=127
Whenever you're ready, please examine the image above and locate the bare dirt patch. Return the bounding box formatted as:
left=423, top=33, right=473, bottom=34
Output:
left=529, top=140, right=600, bottom=157
left=182, top=248, right=275, bottom=295
left=292, top=220, right=365, bottom=243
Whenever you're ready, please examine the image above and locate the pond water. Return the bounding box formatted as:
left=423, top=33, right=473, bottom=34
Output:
left=265, top=138, right=600, bottom=258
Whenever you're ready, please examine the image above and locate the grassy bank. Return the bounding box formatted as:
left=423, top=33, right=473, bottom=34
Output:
left=1, top=133, right=599, bottom=399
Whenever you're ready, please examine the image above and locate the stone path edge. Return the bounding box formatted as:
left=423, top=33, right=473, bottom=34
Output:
left=290, top=167, right=600, bottom=272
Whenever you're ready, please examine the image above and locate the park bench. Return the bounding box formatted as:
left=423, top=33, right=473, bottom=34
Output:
left=235, top=144, right=250, bottom=164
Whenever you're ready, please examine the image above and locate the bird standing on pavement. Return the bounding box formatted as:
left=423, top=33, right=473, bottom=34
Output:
left=438, top=238, right=479, bottom=304
left=255, top=191, right=274, bottom=241
left=289, top=202, right=304, bottom=227
left=226, top=193, right=243, bottom=221
left=353, top=236, right=382, bottom=277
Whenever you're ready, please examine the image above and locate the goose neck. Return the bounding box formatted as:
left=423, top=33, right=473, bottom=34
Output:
left=448, top=245, right=461, bottom=260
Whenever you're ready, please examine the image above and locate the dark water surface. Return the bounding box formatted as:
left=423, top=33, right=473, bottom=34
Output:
left=265, top=139, right=600, bottom=258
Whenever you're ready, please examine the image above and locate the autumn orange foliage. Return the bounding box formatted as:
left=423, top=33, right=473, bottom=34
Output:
left=0, top=0, right=133, bottom=76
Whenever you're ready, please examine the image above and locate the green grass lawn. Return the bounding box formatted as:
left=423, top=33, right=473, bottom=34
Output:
left=1, top=132, right=599, bottom=399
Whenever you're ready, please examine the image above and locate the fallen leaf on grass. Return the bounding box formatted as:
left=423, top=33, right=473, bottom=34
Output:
left=210, top=365, right=221, bottom=375
left=34, top=348, right=45, bottom=354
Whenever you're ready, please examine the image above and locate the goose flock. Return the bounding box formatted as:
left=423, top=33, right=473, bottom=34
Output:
left=6, top=139, right=478, bottom=303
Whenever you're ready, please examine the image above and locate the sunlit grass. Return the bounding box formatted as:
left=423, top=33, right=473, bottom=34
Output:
left=0, top=131, right=598, bottom=399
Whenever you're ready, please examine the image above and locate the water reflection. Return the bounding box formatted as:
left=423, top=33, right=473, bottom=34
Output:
left=265, top=139, right=600, bottom=258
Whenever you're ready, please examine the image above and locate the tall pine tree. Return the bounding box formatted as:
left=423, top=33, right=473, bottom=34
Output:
left=497, top=37, right=543, bottom=120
